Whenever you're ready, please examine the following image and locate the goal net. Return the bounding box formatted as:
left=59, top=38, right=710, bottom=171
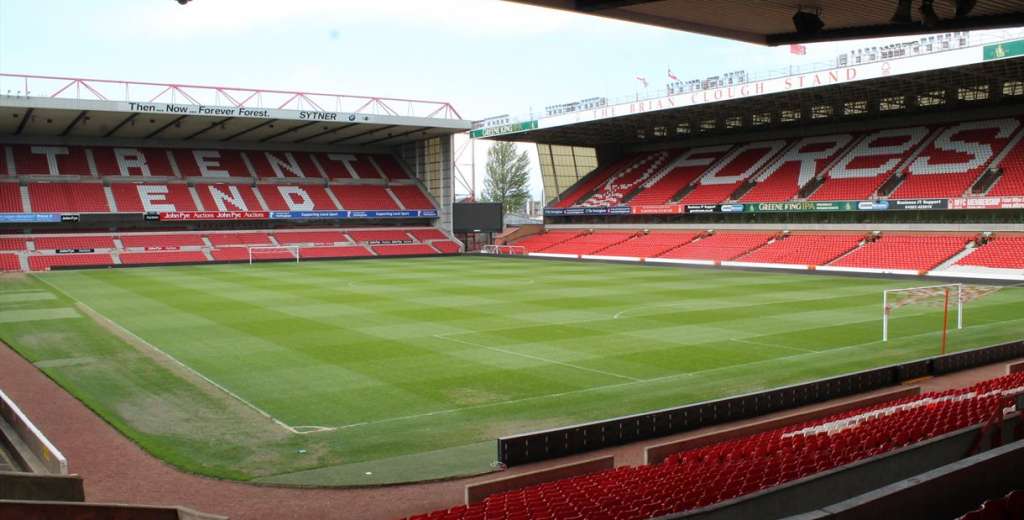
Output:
left=883, top=284, right=965, bottom=343
left=248, top=245, right=300, bottom=264
left=482, top=245, right=527, bottom=256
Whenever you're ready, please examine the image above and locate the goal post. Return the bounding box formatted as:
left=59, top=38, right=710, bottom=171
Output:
left=247, top=245, right=300, bottom=264
left=482, top=245, right=527, bottom=256
left=883, top=283, right=963, bottom=344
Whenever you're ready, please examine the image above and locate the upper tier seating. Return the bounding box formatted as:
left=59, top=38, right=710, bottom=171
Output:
left=109, top=183, right=198, bottom=212
left=809, top=127, right=931, bottom=201
left=830, top=234, right=969, bottom=271
left=1, top=144, right=415, bottom=187
left=514, top=231, right=586, bottom=253
left=33, top=235, right=116, bottom=250
left=551, top=155, right=639, bottom=208
left=119, top=234, right=205, bottom=249
left=891, top=118, right=1021, bottom=199
left=27, top=183, right=110, bottom=212
left=989, top=137, right=1024, bottom=197
left=541, top=232, right=637, bottom=255
left=372, top=155, right=410, bottom=180
left=680, top=141, right=788, bottom=205
left=576, top=151, right=677, bottom=207
left=194, top=184, right=264, bottom=212
left=389, top=185, right=435, bottom=209
left=628, top=147, right=732, bottom=206
left=331, top=185, right=400, bottom=210
left=736, top=234, right=863, bottom=266
left=257, top=185, right=338, bottom=211
left=595, top=232, right=702, bottom=258
left=741, top=134, right=855, bottom=203
left=658, top=232, right=774, bottom=261
left=0, top=183, right=24, bottom=212
left=956, top=236, right=1024, bottom=270
left=408, top=374, right=1024, bottom=520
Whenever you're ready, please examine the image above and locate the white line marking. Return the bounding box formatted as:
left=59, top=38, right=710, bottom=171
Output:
left=33, top=276, right=328, bottom=436
left=334, top=339, right=889, bottom=431
left=730, top=337, right=818, bottom=354
left=434, top=333, right=641, bottom=382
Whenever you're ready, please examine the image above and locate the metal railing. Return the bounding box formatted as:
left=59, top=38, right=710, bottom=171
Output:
left=0, top=73, right=463, bottom=120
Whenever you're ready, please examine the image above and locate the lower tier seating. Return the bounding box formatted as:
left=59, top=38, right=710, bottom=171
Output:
left=514, top=231, right=585, bottom=253
left=28, top=254, right=113, bottom=271
left=408, top=374, right=1024, bottom=520
left=658, top=232, right=774, bottom=262
left=541, top=232, right=637, bottom=255
left=830, top=234, right=970, bottom=271
left=372, top=244, right=438, bottom=256
left=120, top=251, right=209, bottom=265
left=6, top=227, right=454, bottom=271
left=956, top=237, right=1024, bottom=270
left=0, top=253, right=19, bottom=271
left=595, top=232, right=701, bottom=258
left=736, top=234, right=863, bottom=266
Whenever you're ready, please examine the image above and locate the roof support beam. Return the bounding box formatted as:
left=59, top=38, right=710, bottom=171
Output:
left=104, top=113, right=137, bottom=137
left=59, top=110, right=88, bottom=137
left=221, top=119, right=276, bottom=141
left=185, top=117, right=234, bottom=140
left=146, top=115, right=188, bottom=139
left=573, top=0, right=658, bottom=12
left=13, top=108, right=32, bottom=135
left=768, top=13, right=1024, bottom=45
left=329, top=125, right=397, bottom=144
left=259, top=121, right=317, bottom=143
left=293, top=123, right=358, bottom=144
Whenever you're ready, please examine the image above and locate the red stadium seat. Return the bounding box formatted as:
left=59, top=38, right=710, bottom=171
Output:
left=658, top=232, right=774, bottom=261
left=331, top=185, right=400, bottom=210
left=956, top=236, right=1024, bottom=269
left=27, top=183, right=110, bottom=212
left=389, top=185, right=436, bottom=210
left=109, top=183, right=198, bottom=212
left=830, top=234, right=970, bottom=271
left=257, top=185, right=338, bottom=211
left=0, top=183, right=25, bottom=212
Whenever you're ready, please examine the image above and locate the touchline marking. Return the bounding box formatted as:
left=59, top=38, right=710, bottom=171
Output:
left=434, top=333, right=641, bottom=382
left=33, top=276, right=330, bottom=436
left=730, top=337, right=818, bottom=354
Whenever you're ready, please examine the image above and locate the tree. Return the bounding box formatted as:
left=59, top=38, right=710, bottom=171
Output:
left=481, top=141, right=531, bottom=214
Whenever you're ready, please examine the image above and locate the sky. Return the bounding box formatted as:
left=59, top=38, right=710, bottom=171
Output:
left=0, top=0, right=985, bottom=199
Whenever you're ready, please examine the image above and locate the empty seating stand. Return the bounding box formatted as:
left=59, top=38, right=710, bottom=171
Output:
left=658, top=232, right=774, bottom=262
left=407, top=374, right=1024, bottom=520
left=956, top=236, right=1024, bottom=270
left=595, top=232, right=701, bottom=258
left=830, top=234, right=970, bottom=272
left=736, top=234, right=863, bottom=266
left=541, top=232, right=637, bottom=255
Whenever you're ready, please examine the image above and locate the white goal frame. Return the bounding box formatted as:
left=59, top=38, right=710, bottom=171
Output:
left=883, top=283, right=963, bottom=342
left=247, top=245, right=300, bottom=264
left=482, top=245, right=526, bottom=256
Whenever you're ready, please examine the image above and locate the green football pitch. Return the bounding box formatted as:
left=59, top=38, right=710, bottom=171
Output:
left=1, top=256, right=1022, bottom=485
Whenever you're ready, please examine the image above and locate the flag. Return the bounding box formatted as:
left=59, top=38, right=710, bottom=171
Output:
left=789, top=44, right=807, bottom=55
left=667, top=68, right=679, bottom=81
left=636, top=76, right=648, bottom=88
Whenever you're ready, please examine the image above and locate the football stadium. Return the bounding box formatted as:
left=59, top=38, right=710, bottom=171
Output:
left=3, top=1, right=1024, bottom=519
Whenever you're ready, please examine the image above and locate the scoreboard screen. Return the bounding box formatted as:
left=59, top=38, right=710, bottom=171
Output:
left=453, top=203, right=503, bottom=233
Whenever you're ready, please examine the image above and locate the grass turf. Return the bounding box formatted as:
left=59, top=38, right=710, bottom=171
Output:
left=0, top=256, right=1022, bottom=485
